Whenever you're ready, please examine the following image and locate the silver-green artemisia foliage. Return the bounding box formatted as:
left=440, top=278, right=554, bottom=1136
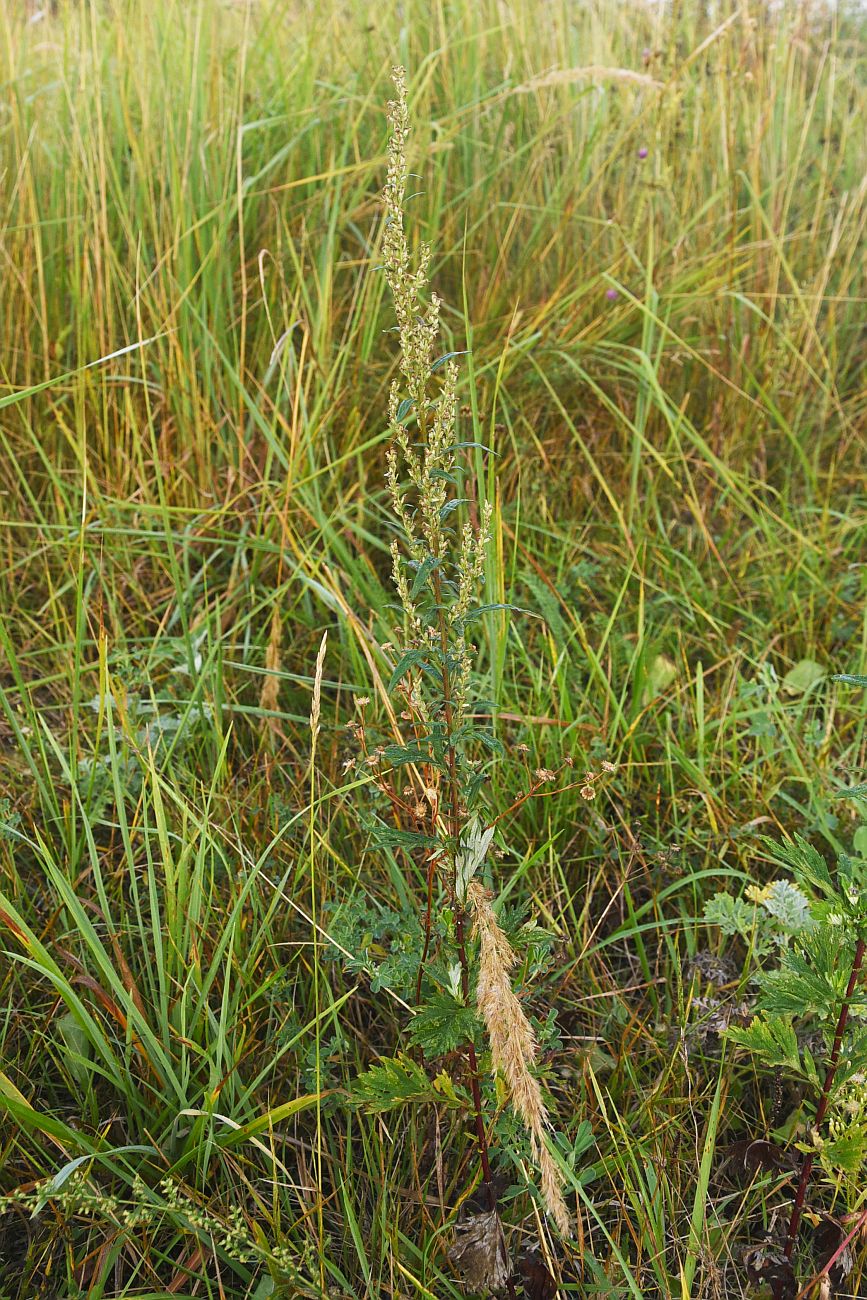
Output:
left=706, top=835, right=867, bottom=1182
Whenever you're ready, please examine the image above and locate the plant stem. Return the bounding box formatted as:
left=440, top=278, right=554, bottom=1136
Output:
left=783, top=937, right=866, bottom=1265
left=431, top=563, right=518, bottom=1299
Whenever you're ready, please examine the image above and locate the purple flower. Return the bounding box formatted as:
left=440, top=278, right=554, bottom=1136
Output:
left=638, top=146, right=649, bottom=159
left=605, top=287, right=619, bottom=301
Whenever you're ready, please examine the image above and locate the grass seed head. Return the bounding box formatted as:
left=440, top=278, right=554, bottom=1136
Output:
left=469, top=881, right=573, bottom=1237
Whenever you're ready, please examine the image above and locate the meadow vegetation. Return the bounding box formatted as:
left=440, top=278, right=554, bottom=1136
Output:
left=0, top=1, right=866, bottom=1296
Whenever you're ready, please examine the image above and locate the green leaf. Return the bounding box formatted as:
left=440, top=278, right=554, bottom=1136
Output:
left=407, top=992, right=482, bottom=1058
left=760, top=880, right=815, bottom=933
left=351, top=1055, right=437, bottom=1113
left=726, top=1015, right=802, bottom=1074
left=382, top=741, right=446, bottom=772
left=461, top=602, right=534, bottom=623
left=57, top=1012, right=93, bottom=1087
left=764, top=835, right=835, bottom=898
left=470, top=729, right=505, bottom=755
left=448, top=441, right=498, bottom=456
left=782, top=659, right=826, bottom=694
left=455, top=819, right=496, bottom=900
left=833, top=674, right=867, bottom=688
left=821, top=1128, right=867, bottom=1175
left=703, top=892, right=757, bottom=939
left=388, top=649, right=430, bottom=692
left=32, top=1144, right=158, bottom=1214
left=836, top=1032, right=867, bottom=1084
left=757, top=941, right=841, bottom=1020
left=365, top=823, right=441, bottom=852
left=431, top=350, right=467, bottom=372
left=410, top=555, right=441, bottom=599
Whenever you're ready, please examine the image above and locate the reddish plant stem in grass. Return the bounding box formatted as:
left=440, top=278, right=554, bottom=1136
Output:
left=430, top=563, right=518, bottom=1300
left=781, top=937, right=866, bottom=1280
left=794, top=1201, right=867, bottom=1300
left=415, top=847, right=438, bottom=1006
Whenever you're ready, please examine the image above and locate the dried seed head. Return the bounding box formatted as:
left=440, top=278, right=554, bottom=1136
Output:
left=310, top=632, right=327, bottom=740
left=468, top=882, right=573, bottom=1237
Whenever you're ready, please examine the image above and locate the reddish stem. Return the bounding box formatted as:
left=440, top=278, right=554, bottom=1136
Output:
left=415, top=849, right=438, bottom=1005
left=781, top=937, right=866, bottom=1279
left=431, top=561, right=518, bottom=1300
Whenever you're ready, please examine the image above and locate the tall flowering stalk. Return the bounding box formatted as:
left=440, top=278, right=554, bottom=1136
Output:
left=382, top=66, right=492, bottom=736
left=374, top=66, right=573, bottom=1254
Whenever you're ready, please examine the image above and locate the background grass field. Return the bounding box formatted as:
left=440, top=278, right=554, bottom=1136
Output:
left=1, top=1, right=866, bottom=1296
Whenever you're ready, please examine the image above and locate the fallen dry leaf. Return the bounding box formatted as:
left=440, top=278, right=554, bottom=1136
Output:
left=447, top=1209, right=511, bottom=1293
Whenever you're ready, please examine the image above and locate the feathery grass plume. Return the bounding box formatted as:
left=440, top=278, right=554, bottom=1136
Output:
left=468, top=880, right=573, bottom=1238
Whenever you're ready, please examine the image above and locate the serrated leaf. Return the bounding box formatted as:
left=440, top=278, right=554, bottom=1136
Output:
left=432, top=1070, right=465, bottom=1106
left=727, top=1015, right=802, bottom=1074
left=821, top=1128, right=867, bottom=1174
left=352, top=1054, right=436, bottom=1113
left=782, top=659, right=826, bottom=694
left=757, top=946, right=839, bottom=1020
left=764, top=835, right=835, bottom=898
left=470, top=728, right=505, bottom=755
left=407, top=992, right=482, bottom=1058
left=703, top=892, right=757, bottom=938
left=361, top=818, right=441, bottom=852
left=760, top=880, right=815, bottom=933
